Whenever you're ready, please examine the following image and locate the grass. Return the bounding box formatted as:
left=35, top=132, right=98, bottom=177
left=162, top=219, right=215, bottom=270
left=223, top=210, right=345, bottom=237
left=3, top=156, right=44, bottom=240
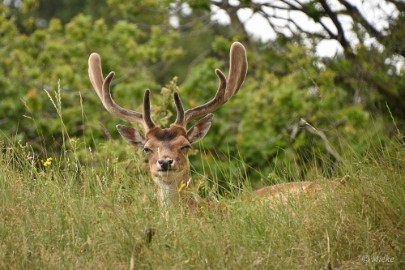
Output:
left=0, top=136, right=404, bottom=269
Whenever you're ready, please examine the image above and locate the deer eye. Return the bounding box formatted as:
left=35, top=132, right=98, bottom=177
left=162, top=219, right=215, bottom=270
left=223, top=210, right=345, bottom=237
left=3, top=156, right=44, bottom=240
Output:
left=181, top=145, right=191, bottom=151
left=143, top=147, right=153, bottom=154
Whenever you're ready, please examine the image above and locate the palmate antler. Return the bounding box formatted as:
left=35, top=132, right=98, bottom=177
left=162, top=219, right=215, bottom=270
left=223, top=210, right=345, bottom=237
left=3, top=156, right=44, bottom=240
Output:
left=88, top=53, right=155, bottom=131
left=88, top=42, right=247, bottom=130
left=174, top=42, right=248, bottom=127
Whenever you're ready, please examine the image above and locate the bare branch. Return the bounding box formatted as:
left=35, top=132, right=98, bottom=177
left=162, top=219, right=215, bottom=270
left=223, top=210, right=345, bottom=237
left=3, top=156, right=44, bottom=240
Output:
left=299, top=118, right=341, bottom=162
left=318, top=0, right=352, bottom=54
left=337, top=0, right=384, bottom=41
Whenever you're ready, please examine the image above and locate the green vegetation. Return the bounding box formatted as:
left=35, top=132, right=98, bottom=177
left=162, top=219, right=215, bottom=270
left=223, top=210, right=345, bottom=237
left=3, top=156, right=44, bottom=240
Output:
left=1, top=1, right=404, bottom=269
left=1, top=134, right=404, bottom=269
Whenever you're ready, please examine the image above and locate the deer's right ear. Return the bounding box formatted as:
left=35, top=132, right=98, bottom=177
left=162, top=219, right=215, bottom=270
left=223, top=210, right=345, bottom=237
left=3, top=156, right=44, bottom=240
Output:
left=116, top=125, right=146, bottom=148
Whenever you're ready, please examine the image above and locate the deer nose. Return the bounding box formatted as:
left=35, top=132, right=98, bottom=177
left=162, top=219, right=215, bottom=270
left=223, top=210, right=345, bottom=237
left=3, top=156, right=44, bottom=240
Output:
left=157, top=159, right=174, bottom=171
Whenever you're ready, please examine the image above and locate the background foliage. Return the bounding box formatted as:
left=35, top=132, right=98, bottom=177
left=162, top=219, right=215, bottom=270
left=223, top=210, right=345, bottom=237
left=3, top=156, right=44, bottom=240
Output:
left=0, top=0, right=404, bottom=186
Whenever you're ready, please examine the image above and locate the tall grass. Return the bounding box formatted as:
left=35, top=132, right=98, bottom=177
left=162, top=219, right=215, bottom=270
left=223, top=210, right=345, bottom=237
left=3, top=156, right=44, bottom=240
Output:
left=1, top=86, right=404, bottom=269
left=0, top=134, right=404, bottom=269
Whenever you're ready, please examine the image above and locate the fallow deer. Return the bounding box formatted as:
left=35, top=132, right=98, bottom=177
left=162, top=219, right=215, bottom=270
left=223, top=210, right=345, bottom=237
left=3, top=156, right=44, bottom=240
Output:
left=88, top=42, right=321, bottom=207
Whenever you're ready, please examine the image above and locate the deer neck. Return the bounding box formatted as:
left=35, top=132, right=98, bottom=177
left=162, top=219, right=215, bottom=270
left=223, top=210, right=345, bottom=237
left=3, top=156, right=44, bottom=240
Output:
left=152, top=169, right=190, bottom=207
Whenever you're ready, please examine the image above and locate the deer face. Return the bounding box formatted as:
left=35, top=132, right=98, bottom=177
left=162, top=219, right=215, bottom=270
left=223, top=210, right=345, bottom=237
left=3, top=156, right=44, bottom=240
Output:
left=116, top=115, right=213, bottom=185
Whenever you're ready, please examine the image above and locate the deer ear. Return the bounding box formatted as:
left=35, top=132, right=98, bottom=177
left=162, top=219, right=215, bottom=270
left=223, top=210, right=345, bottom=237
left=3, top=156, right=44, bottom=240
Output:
left=186, top=114, right=213, bottom=144
left=116, top=125, right=145, bottom=148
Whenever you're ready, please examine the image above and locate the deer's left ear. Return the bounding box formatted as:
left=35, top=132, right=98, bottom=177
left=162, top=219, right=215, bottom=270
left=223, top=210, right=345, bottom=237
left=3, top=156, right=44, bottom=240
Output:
left=116, top=124, right=146, bottom=148
left=186, top=114, right=213, bottom=144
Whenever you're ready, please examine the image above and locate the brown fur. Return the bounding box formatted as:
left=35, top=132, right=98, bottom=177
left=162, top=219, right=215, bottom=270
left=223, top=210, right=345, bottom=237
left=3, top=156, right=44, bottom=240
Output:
left=253, top=182, right=314, bottom=197
left=144, top=126, right=191, bottom=181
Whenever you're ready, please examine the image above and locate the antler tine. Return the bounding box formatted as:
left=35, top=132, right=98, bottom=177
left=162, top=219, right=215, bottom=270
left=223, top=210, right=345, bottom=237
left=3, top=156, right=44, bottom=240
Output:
left=173, top=92, right=185, bottom=126
left=88, top=53, right=149, bottom=130
left=224, top=42, right=248, bottom=100
left=88, top=53, right=105, bottom=100
left=143, top=90, right=156, bottom=129
left=183, top=42, right=248, bottom=125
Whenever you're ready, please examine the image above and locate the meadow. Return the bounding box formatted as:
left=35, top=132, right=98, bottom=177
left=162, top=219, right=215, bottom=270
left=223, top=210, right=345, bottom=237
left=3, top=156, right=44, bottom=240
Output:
left=1, top=134, right=404, bottom=269
left=1, top=2, right=405, bottom=268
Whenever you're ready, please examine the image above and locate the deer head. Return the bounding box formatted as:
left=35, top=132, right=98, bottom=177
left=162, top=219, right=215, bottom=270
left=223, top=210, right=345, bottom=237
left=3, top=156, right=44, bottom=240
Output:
left=88, top=42, right=248, bottom=206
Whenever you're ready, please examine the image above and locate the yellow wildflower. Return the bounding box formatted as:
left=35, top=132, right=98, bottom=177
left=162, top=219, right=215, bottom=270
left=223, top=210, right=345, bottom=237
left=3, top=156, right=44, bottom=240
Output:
left=42, top=157, right=53, bottom=167
left=178, top=183, right=186, bottom=193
